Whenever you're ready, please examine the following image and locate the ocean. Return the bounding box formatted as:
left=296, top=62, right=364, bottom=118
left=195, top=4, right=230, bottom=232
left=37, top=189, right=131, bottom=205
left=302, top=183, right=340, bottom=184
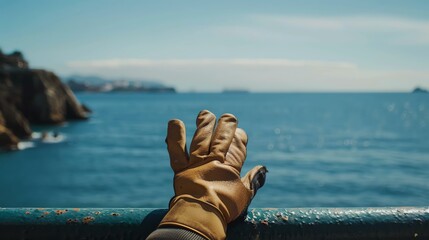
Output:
left=0, top=93, right=428, bottom=208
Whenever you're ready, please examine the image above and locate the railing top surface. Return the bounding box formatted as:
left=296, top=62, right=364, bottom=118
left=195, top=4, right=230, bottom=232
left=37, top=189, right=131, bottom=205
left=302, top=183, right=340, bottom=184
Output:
left=1, top=207, right=428, bottom=239
left=1, top=207, right=429, bottom=224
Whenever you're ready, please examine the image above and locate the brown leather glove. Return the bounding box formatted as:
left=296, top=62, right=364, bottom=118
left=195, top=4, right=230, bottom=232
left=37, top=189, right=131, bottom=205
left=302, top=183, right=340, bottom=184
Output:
left=159, top=110, right=267, bottom=240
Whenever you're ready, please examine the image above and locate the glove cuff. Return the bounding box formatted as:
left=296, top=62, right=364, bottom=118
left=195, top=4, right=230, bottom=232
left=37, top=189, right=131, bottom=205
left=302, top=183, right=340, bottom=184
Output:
left=159, top=196, right=227, bottom=240
left=147, top=228, right=207, bottom=240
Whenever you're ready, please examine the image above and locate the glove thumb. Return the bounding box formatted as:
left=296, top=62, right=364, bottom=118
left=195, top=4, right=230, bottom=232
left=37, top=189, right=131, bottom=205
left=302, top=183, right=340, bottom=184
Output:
left=229, top=166, right=267, bottom=224
left=241, top=165, right=268, bottom=199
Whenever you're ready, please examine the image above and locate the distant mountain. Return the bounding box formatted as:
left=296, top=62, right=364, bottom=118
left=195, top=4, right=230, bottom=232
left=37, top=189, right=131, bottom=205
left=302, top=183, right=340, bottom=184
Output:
left=64, top=75, right=166, bottom=88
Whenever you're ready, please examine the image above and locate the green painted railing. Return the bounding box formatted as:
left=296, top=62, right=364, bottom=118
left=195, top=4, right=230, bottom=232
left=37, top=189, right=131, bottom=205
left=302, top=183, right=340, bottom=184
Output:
left=1, top=207, right=428, bottom=239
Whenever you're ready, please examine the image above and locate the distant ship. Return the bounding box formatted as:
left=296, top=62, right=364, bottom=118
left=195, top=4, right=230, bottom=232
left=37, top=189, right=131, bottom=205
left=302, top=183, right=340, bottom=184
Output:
left=222, top=89, right=249, bottom=94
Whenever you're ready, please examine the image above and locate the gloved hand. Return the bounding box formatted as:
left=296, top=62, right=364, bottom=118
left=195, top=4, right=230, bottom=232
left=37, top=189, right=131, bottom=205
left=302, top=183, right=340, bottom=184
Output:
left=159, top=110, right=267, bottom=240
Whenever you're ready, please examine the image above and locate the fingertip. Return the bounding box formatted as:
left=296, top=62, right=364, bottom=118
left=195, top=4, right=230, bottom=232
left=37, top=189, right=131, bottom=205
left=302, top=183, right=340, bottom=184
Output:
left=166, top=118, right=189, bottom=172
left=242, top=165, right=268, bottom=196
left=235, top=128, right=248, bottom=145
left=167, top=119, right=186, bottom=144
left=168, top=119, right=184, bottom=127
left=198, top=110, right=215, bottom=119
left=253, top=166, right=267, bottom=195
left=199, top=109, right=212, bottom=115
left=196, top=110, right=216, bottom=125
left=219, top=113, right=237, bottom=123
left=167, top=119, right=186, bottom=139
left=190, top=110, right=217, bottom=162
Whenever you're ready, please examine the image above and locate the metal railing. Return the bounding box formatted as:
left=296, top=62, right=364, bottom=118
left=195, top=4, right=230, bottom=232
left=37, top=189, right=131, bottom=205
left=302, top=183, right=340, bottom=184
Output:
left=1, top=207, right=428, bottom=239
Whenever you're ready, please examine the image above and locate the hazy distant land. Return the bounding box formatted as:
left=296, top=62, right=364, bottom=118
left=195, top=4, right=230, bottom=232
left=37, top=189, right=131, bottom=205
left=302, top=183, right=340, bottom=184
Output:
left=65, top=75, right=176, bottom=93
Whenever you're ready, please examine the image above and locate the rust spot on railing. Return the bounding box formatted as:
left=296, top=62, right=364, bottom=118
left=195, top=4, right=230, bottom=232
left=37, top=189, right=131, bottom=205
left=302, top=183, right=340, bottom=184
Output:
left=82, top=216, right=95, bottom=224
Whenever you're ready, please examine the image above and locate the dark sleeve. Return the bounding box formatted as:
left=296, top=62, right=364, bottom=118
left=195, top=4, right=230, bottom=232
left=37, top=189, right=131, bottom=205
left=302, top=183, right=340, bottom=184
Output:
left=146, top=228, right=207, bottom=240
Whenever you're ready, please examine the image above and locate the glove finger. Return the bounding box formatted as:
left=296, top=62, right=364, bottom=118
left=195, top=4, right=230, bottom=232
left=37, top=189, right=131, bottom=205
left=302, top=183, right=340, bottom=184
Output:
left=166, top=119, right=189, bottom=173
left=225, top=128, right=248, bottom=172
left=241, top=166, right=268, bottom=198
left=189, top=110, right=216, bottom=163
left=208, top=113, right=237, bottom=162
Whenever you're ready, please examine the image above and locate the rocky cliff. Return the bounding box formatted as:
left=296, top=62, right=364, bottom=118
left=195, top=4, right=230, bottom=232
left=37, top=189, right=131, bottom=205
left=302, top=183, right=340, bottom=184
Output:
left=0, top=49, right=89, bottom=150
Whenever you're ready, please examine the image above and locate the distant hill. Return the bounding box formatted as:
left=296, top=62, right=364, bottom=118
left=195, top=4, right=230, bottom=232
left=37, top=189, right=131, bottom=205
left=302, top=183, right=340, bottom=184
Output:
left=64, top=75, right=167, bottom=88
left=412, top=87, right=428, bottom=93
left=64, top=75, right=175, bottom=93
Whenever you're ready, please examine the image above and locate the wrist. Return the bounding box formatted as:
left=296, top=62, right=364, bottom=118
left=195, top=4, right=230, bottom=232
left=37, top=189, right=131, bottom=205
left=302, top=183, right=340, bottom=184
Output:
left=147, top=228, right=207, bottom=240
left=159, top=196, right=227, bottom=240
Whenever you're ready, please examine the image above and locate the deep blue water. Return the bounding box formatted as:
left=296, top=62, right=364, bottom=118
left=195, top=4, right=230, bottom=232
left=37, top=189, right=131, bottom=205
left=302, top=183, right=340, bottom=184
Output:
left=0, top=93, right=428, bottom=208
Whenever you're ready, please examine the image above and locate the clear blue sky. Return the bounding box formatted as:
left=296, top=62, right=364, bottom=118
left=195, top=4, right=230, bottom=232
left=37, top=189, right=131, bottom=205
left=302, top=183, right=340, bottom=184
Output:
left=1, top=0, right=429, bottom=92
